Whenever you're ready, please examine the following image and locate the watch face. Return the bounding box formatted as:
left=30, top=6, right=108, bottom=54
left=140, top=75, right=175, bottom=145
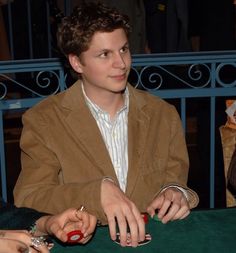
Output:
left=67, top=230, right=84, bottom=243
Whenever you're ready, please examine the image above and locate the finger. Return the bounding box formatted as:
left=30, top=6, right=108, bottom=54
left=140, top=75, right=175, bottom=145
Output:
left=158, top=197, right=172, bottom=220
left=107, top=215, right=117, bottom=241
left=158, top=188, right=186, bottom=221
left=77, top=211, right=90, bottom=234
left=29, top=247, right=41, bottom=253
left=64, top=208, right=83, bottom=222
left=146, top=195, right=164, bottom=218
left=161, top=202, right=180, bottom=223
left=130, top=207, right=145, bottom=243
left=116, top=213, right=128, bottom=247
left=75, top=209, right=97, bottom=237
left=172, top=198, right=190, bottom=220
left=161, top=193, right=188, bottom=223
left=160, top=190, right=183, bottom=223
left=63, top=221, right=82, bottom=233
left=179, top=209, right=190, bottom=220
left=0, top=230, right=28, bottom=241
left=136, top=214, right=145, bottom=243
left=84, top=215, right=97, bottom=237
left=146, top=204, right=155, bottom=218
left=79, top=234, right=93, bottom=244
left=124, top=210, right=139, bottom=247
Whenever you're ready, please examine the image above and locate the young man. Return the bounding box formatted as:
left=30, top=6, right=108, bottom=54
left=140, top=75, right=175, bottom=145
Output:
left=14, top=2, right=199, bottom=247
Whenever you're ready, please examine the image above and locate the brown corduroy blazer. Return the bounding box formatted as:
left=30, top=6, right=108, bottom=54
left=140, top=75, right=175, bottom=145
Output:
left=14, top=81, right=199, bottom=224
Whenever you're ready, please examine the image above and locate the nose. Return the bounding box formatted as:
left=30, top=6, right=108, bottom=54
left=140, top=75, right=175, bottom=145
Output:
left=112, top=53, right=126, bottom=69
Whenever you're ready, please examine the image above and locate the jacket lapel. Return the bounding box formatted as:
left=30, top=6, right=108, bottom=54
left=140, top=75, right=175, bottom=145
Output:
left=126, top=86, right=151, bottom=196
left=60, top=81, right=118, bottom=181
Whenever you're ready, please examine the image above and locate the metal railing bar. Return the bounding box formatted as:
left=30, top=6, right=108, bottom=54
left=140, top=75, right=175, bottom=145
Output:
left=7, top=2, right=14, bottom=59
left=26, top=0, right=33, bottom=59
left=210, top=97, right=216, bottom=208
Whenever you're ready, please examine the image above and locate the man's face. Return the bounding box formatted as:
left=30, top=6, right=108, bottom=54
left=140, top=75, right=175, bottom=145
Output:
left=70, top=28, right=131, bottom=98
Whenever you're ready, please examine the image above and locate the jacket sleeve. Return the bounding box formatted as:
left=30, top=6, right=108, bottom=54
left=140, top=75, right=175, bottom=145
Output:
left=159, top=105, right=199, bottom=208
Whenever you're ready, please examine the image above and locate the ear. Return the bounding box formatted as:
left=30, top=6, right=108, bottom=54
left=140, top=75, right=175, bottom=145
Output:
left=68, top=54, right=83, bottom=74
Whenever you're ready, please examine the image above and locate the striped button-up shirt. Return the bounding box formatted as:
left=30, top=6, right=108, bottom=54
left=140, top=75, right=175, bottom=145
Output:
left=82, top=85, right=129, bottom=192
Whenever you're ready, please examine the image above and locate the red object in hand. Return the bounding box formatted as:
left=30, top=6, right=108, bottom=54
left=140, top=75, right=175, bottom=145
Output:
left=67, top=230, right=84, bottom=243
left=141, top=213, right=148, bottom=224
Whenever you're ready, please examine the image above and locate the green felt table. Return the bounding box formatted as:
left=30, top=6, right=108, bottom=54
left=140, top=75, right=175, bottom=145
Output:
left=51, top=208, right=236, bottom=253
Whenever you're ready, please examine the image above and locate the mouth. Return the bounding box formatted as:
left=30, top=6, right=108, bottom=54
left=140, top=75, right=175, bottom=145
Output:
left=111, top=73, right=127, bottom=81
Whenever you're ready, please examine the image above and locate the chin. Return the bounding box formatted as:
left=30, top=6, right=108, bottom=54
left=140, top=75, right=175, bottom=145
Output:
left=113, top=82, right=127, bottom=92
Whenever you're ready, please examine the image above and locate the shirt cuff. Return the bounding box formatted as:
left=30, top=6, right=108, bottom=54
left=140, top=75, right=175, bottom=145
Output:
left=102, top=177, right=115, bottom=183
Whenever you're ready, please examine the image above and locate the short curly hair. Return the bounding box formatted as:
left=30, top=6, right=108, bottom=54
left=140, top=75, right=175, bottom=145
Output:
left=57, top=2, right=131, bottom=58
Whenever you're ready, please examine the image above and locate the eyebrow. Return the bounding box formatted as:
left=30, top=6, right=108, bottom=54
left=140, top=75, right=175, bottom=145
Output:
left=97, top=42, right=129, bottom=54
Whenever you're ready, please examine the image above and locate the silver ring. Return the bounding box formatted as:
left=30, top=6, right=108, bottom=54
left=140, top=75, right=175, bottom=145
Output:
left=30, top=236, right=45, bottom=248
left=77, top=205, right=86, bottom=212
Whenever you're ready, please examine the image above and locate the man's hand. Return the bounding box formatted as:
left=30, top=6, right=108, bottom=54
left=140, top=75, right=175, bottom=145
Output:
left=147, top=187, right=190, bottom=224
left=101, top=180, right=145, bottom=247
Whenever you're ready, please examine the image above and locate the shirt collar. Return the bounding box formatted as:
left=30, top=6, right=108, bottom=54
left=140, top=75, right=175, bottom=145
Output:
left=81, top=82, right=129, bottom=118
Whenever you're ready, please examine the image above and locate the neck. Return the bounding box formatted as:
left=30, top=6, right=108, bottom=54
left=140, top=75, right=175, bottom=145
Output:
left=84, top=87, right=126, bottom=119
left=100, top=94, right=125, bottom=118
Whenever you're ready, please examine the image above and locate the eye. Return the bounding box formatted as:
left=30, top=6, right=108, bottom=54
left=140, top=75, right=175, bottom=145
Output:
left=120, top=45, right=129, bottom=54
left=99, top=51, right=109, bottom=58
